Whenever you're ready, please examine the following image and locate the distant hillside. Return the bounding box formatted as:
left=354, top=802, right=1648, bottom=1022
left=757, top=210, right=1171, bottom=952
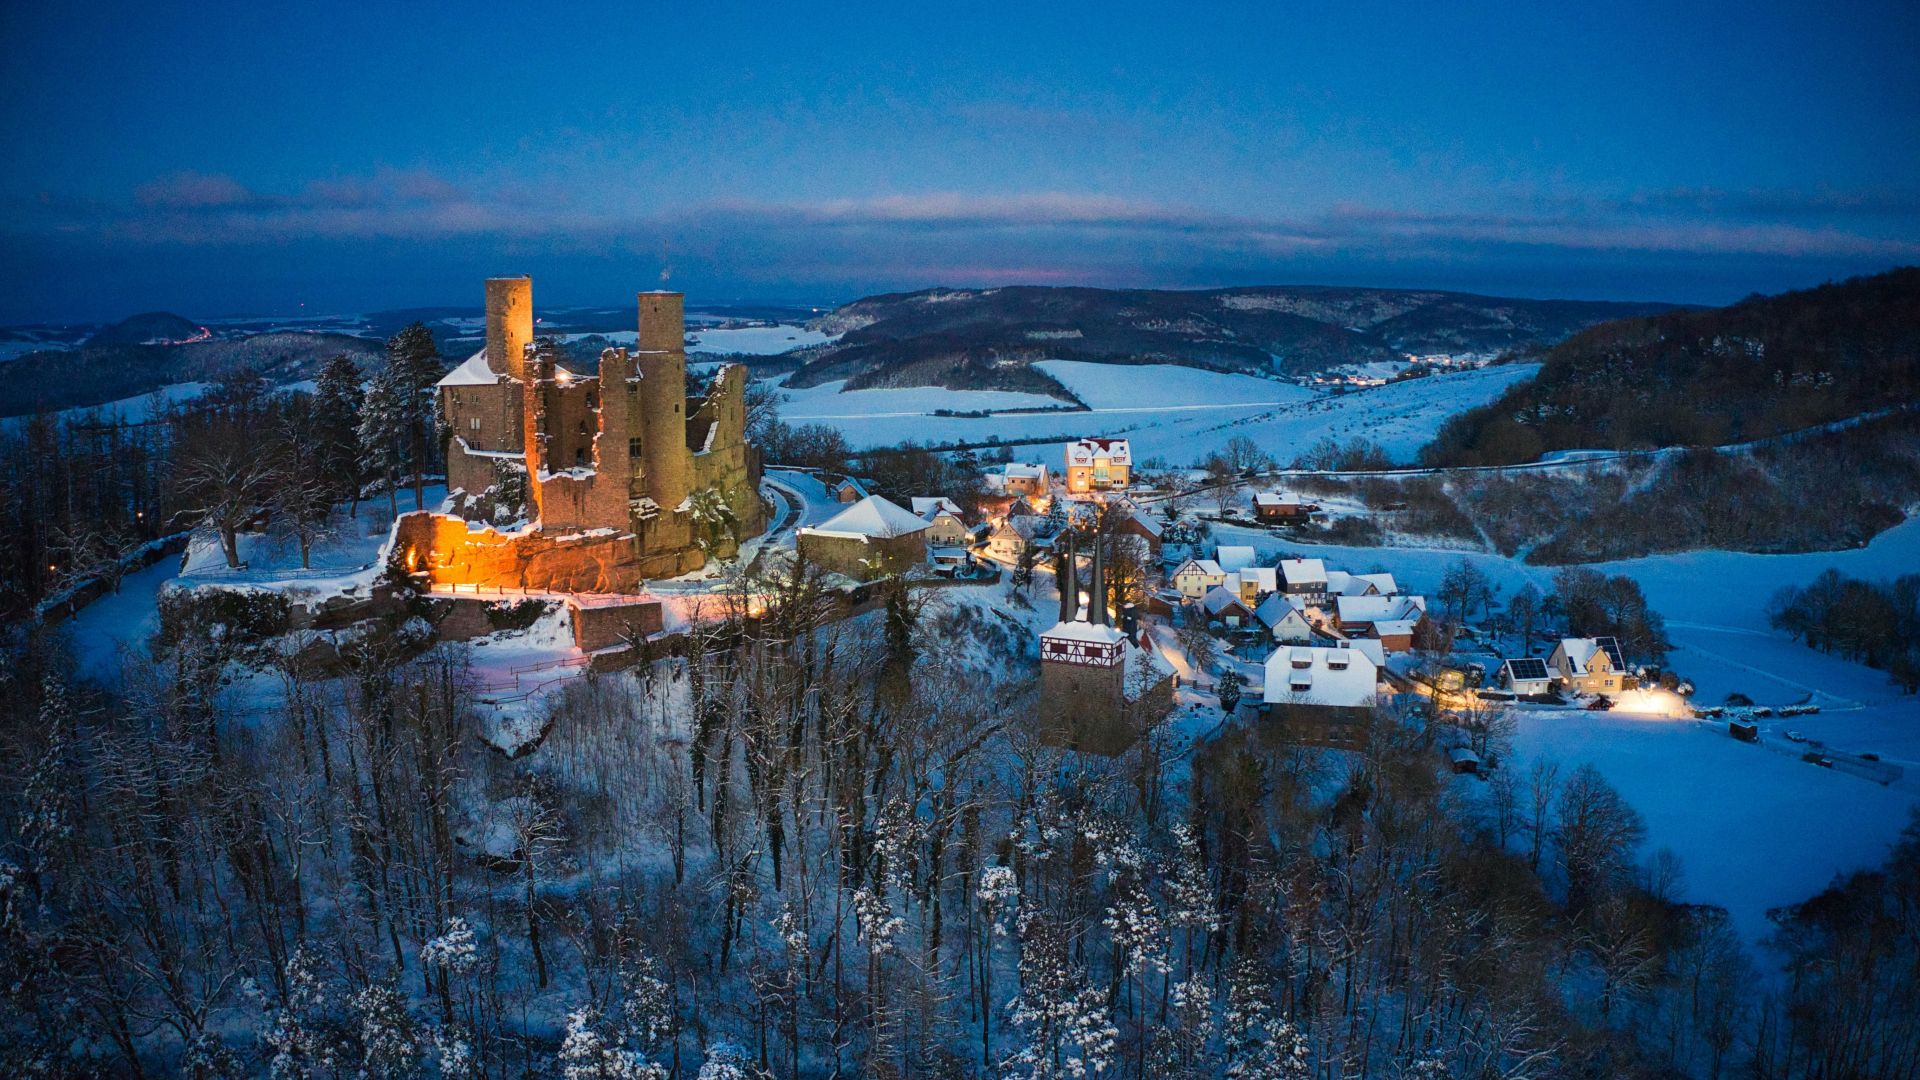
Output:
left=1422, top=268, right=1920, bottom=466
left=791, top=284, right=1676, bottom=393
left=0, top=332, right=385, bottom=418
left=87, top=311, right=203, bottom=347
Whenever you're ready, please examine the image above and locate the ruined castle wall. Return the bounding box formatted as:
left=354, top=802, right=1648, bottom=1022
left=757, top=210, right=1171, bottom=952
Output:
left=798, top=530, right=926, bottom=581
left=394, top=511, right=647, bottom=594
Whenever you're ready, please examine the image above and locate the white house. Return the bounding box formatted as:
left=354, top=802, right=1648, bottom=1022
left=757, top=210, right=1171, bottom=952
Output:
left=1254, top=592, right=1314, bottom=644
left=1325, top=570, right=1399, bottom=597
left=1171, top=557, right=1227, bottom=599
left=1501, top=657, right=1553, bottom=696
left=1262, top=645, right=1379, bottom=713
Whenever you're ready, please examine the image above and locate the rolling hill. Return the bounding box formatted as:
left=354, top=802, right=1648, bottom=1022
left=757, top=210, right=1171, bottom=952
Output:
left=1421, top=267, right=1920, bottom=466
left=789, top=284, right=1678, bottom=393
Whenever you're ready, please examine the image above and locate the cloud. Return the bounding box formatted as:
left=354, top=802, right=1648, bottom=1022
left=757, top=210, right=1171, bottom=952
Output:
left=13, top=172, right=1918, bottom=301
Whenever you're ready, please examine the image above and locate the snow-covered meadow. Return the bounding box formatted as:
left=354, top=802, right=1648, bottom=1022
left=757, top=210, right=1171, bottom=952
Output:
left=770, top=361, right=1535, bottom=464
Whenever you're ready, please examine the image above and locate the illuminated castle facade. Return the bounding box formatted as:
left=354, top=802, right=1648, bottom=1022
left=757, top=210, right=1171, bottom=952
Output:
left=395, top=276, right=765, bottom=594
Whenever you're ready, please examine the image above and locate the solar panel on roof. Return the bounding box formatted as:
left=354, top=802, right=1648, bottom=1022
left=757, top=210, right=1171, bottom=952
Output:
left=1506, top=657, right=1550, bottom=681
left=1595, top=636, right=1626, bottom=669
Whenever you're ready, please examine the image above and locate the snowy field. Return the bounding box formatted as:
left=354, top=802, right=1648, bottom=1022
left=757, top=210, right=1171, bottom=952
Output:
left=1505, top=711, right=1916, bottom=953
left=555, top=324, right=835, bottom=356
left=1206, top=514, right=1920, bottom=952
left=2, top=381, right=213, bottom=430
left=770, top=361, right=1535, bottom=464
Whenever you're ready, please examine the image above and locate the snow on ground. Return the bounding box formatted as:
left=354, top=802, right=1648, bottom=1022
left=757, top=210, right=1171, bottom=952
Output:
left=688, top=325, right=836, bottom=354
left=772, top=362, right=1535, bottom=464
left=2, top=382, right=214, bottom=430
left=1506, top=710, right=1917, bottom=956
left=60, top=487, right=445, bottom=685
left=779, top=380, right=1067, bottom=421
left=1204, top=513, right=1920, bottom=952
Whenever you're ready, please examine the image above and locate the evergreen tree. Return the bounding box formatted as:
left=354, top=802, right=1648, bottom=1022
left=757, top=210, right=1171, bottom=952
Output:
left=357, top=368, right=406, bottom=518
left=312, top=353, right=365, bottom=514
left=384, top=323, right=444, bottom=510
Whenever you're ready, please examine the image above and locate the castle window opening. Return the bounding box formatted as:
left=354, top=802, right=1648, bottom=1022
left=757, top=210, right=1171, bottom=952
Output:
left=468, top=417, right=481, bottom=431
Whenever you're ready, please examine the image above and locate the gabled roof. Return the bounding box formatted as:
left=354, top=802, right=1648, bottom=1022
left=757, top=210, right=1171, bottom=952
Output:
left=1175, top=558, right=1225, bottom=579
left=1326, top=570, right=1398, bottom=597
left=1005, top=462, right=1047, bottom=479
left=1263, top=644, right=1378, bottom=707
left=1202, top=585, right=1251, bottom=616
left=1234, top=567, right=1278, bottom=594
left=1252, top=492, right=1296, bottom=508
left=911, top=497, right=962, bottom=519
left=803, top=495, right=930, bottom=540
left=1336, top=594, right=1425, bottom=624
left=1065, top=437, right=1131, bottom=466
left=833, top=477, right=874, bottom=499
left=1216, top=545, right=1258, bottom=572
left=439, top=348, right=503, bottom=387
left=1278, top=557, right=1328, bottom=586
left=1122, top=510, right=1164, bottom=538
left=1254, top=591, right=1307, bottom=628
left=1554, top=637, right=1618, bottom=674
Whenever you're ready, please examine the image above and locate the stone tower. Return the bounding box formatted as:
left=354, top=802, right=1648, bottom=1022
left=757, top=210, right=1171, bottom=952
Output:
left=634, top=292, right=690, bottom=515
left=484, top=277, right=533, bottom=380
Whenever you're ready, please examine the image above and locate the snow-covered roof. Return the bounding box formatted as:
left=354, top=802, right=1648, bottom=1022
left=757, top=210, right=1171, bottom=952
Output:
left=1373, top=618, right=1419, bottom=637
left=1215, top=545, right=1257, bottom=572
left=1252, top=492, right=1298, bottom=507
left=1065, top=437, right=1131, bottom=466
left=911, top=496, right=963, bottom=519
left=1254, top=591, right=1307, bottom=628
left=1344, top=639, right=1386, bottom=668
left=1325, top=570, right=1398, bottom=597
left=1123, top=640, right=1176, bottom=699
left=1263, top=645, right=1378, bottom=708
left=1557, top=637, right=1600, bottom=674
left=1123, top=509, right=1164, bottom=538
left=1176, top=558, right=1224, bottom=579
left=1202, top=585, right=1249, bottom=616
left=438, top=348, right=503, bottom=387
left=1337, top=594, right=1425, bottom=624
left=801, top=495, right=930, bottom=540
left=1278, top=557, right=1328, bottom=587
left=1042, top=619, right=1129, bottom=645
left=1005, top=462, right=1047, bottom=479
left=1234, top=567, right=1278, bottom=594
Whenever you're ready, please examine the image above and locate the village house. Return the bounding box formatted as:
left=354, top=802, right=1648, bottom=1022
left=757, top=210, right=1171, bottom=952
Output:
left=1333, top=594, right=1427, bottom=653
left=1549, top=636, right=1628, bottom=695
left=1230, top=566, right=1278, bottom=606
left=986, top=515, right=1051, bottom=563
left=1262, top=644, right=1380, bottom=748
left=1278, top=557, right=1330, bottom=604
left=1254, top=592, right=1314, bottom=644
left=1112, top=507, right=1165, bottom=558
left=1170, top=557, right=1227, bottom=599
left=911, top=498, right=971, bottom=547
left=831, top=477, right=875, bottom=503
left=1252, top=492, right=1313, bottom=522
left=990, top=461, right=1050, bottom=497
left=1064, top=437, right=1131, bottom=493
left=1500, top=657, right=1554, bottom=696
left=1201, top=585, right=1253, bottom=628
left=796, top=495, right=930, bottom=580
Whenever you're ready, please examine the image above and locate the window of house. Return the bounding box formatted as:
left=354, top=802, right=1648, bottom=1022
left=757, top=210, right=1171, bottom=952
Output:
left=629, top=437, right=642, bottom=458
left=468, top=417, right=481, bottom=431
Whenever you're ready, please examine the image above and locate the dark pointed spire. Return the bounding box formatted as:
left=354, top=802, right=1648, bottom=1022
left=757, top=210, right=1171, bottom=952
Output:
left=1060, top=529, right=1078, bottom=622
left=1090, top=527, right=1107, bottom=626
left=1056, top=534, right=1073, bottom=623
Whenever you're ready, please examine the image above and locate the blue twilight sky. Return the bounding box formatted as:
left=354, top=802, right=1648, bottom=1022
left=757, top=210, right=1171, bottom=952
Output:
left=3, top=0, right=1917, bottom=322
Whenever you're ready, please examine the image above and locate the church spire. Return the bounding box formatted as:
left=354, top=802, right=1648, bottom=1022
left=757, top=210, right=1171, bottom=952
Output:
left=1090, top=527, right=1107, bottom=626
left=1058, top=529, right=1077, bottom=622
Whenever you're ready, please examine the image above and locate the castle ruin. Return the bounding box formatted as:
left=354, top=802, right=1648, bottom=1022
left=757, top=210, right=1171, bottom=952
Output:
left=394, top=276, right=766, bottom=594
